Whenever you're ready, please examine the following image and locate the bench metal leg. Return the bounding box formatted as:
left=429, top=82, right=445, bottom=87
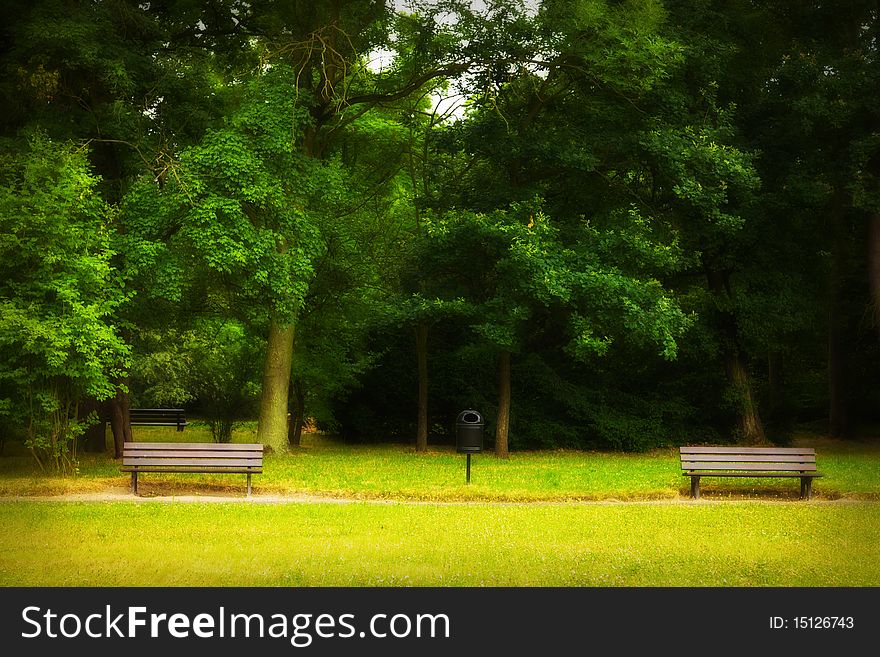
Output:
left=131, top=471, right=138, bottom=495
left=247, top=473, right=252, bottom=498
left=801, top=477, right=812, bottom=500
left=690, top=476, right=700, bottom=499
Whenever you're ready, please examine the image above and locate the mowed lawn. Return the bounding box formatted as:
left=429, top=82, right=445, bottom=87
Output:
left=1, top=500, right=879, bottom=586
left=1, top=426, right=879, bottom=501
left=0, top=428, right=878, bottom=587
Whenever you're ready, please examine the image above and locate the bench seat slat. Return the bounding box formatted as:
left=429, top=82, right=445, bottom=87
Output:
left=130, top=413, right=186, bottom=418
left=124, top=450, right=262, bottom=459
left=682, top=471, right=821, bottom=478
left=681, top=461, right=817, bottom=472
left=121, top=466, right=262, bottom=474
left=122, top=458, right=263, bottom=467
left=129, top=409, right=185, bottom=415
left=124, top=443, right=259, bottom=451
left=128, top=423, right=188, bottom=427
left=128, top=409, right=187, bottom=412
left=129, top=413, right=185, bottom=416
left=680, top=453, right=816, bottom=463
left=680, top=446, right=815, bottom=454
left=129, top=421, right=188, bottom=426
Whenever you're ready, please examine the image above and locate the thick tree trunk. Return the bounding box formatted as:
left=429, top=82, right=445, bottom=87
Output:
left=495, top=349, right=511, bottom=458
left=108, top=381, right=132, bottom=459
left=288, top=379, right=306, bottom=448
left=727, top=351, right=766, bottom=444
left=257, top=319, right=295, bottom=452
left=416, top=322, right=428, bottom=452
left=705, top=267, right=767, bottom=444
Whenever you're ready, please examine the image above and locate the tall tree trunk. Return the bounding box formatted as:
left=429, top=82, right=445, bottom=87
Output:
left=727, top=352, right=766, bottom=444
left=257, top=319, right=295, bottom=452
left=828, top=195, right=853, bottom=438
left=288, top=379, right=306, bottom=448
left=416, top=322, right=428, bottom=452
left=108, top=379, right=132, bottom=458
left=827, top=321, right=851, bottom=438
left=705, top=267, right=767, bottom=444
left=869, top=212, right=880, bottom=337
left=495, top=350, right=511, bottom=458
left=94, top=137, right=130, bottom=454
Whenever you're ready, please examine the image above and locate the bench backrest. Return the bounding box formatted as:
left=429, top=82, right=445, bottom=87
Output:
left=679, top=446, right=817, bottom=473
left=122, top=442, right=263, bottom=471
left=128, top=408, right=187, bottom=425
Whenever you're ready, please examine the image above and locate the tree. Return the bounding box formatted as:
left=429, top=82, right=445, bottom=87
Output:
left=664, top=0, right=880, bottom=439
left=412, top=198, right=688, bottom=456
left=641, top=117, right=765, bottom=443
left=0, top=135, right=128, bottom=470
left=418, top=0, right=690, bottom=454
left=754, top=0, right=880, bottom=438
left=0, top=0, right=236, bottom=455
left=242, top=0, right=543, bottom=449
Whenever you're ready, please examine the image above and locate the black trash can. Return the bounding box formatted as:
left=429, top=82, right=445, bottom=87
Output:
left=455, top=410, right=484, bottom=453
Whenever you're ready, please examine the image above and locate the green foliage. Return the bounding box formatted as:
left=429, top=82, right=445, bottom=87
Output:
left=1, top=0, right=879, bottom=460
left=642, top=119, right=760, bottom=245
left=175, top=68, right=322, bottom=321
left=418, top=202, right=689, bottom=361
left=118, top=63, right=331, bottom=336
left=0, top=136, right=128, bottom=470
left=133, top=321, right=262, bottom=443
left=537, top=0, right=683, bottom=95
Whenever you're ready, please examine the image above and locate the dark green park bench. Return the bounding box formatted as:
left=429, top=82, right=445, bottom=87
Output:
left=680, top=446, right=822, bottom=499
left=101, top=408, right=188, bottom=431
left=128, top=408, right=188, bottom=431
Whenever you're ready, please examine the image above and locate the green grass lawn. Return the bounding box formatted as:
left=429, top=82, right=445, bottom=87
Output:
left=1, top=427, right=878, bottom=587
left=1, top=425, right=879, bottom=501
left=1, top=500, right=878, bottom=586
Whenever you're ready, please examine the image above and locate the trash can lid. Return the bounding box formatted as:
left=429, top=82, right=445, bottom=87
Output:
left=456, top=410, right=483, bottom=424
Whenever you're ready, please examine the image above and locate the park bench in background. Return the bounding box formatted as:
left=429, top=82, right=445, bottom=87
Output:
left=121, top=442, right=263, bottom=497
left=128, top=408, right=188, bottom=431
left=100, top=408, right=188, bottom=431
left=680, top=446, right=822, bottom=499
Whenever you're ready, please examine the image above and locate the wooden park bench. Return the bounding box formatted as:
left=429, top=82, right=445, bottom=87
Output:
left=680, top=446, right=822, bottom=499
left=129, top=408, right=188, bottom=431
left=121, top=442, right=263, bottom=497
left=101, top=408, right=188, bottom=432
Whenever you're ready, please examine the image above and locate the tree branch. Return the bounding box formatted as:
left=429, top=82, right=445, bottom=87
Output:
left=340, top=61, right=473, bottom=112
